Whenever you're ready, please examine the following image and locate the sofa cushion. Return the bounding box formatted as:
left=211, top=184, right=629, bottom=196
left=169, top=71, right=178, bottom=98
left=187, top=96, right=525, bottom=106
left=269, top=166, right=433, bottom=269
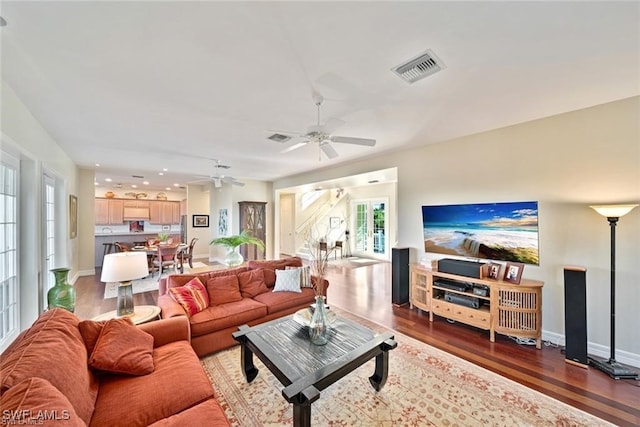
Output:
left=286, top=265, right=313, bottom=288
left=237, top=268, right=269, bottom=298
left=253, top=287, right=316, bottom=314
left=88, top=318, right=155, bottom=375
left=261, top=268, right=277, bottom=287
left=147, top=399, right=229, bottom=426
left=273, top=268, right=302, bottom=293
left=247, top=257, right=303, bottom=287
left=0, top=377, right=85, bottom=427
left=169, top=277, right=209, bottom=316
left=206, top=275, right=242, bottom=305
left=0, top=308, right=99, bottom=425
left=189, top=299, right=268, bottom=336
left=89, top=341, right=215, bottom=427
left=78, top=317, right=134, bottom=356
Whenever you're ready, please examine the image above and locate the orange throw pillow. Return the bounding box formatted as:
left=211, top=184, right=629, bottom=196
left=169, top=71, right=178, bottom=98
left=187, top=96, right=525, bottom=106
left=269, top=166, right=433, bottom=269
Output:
left=168, top=277, right=209, bottom=316
left=206, top=275, right=243, bottom=305
left=88, top=318, right=154, bottom=376
left=78, top=317, right=133, bottom=356
left=237, top=269, right=269, bottom=298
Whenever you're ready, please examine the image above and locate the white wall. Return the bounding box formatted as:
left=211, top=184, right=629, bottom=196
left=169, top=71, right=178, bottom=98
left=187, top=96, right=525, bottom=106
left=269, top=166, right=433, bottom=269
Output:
left=1, top=81, right=80, bottom=328
left=274, top=96, right=640, bottom=365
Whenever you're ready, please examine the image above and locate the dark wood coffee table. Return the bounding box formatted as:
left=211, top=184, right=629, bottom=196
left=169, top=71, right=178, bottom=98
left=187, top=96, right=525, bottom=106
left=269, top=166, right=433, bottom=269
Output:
left=232, top=314, right=397, bottom=427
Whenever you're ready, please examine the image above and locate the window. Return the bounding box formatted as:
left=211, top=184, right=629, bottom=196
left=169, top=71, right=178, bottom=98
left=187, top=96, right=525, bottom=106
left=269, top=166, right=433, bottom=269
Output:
left=0, top=154, right=18, bottom=349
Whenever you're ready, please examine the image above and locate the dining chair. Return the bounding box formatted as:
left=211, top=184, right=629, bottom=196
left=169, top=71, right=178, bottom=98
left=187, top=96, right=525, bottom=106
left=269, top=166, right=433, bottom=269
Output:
left=151, top=244, right=179, bottom=277
left=114, top=242, right=131, bottom=252
left=334, top=240, right=343, bottom=259
left=180, top=237, right=198, bottom=269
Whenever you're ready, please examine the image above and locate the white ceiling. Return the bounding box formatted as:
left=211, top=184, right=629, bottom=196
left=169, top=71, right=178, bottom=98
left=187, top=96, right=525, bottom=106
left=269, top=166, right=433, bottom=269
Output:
left=1, top=1, right=638, bottom=191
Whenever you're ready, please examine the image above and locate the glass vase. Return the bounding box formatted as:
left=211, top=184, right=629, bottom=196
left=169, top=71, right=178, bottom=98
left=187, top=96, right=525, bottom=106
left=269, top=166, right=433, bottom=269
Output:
left=47, top=268, right=75, bottom=313
left=309, top=295, right=330, bottom=345
left=224, top=246, right=244, bottom=267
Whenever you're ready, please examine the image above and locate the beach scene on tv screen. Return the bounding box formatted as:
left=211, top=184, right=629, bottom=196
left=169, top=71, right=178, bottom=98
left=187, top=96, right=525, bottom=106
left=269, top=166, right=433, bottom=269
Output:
left=422, top=201, right=539, bottom=265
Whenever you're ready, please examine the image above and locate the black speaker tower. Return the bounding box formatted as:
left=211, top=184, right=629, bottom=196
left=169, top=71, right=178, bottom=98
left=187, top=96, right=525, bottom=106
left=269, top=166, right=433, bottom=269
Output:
left=392, top=247, right=410, bottom=306
left=563, top=266, right=588, bottom=367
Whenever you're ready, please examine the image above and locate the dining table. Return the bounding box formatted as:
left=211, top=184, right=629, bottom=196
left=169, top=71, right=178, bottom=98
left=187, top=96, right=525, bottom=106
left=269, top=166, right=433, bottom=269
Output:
left=132, top=243, right=189, bottom=273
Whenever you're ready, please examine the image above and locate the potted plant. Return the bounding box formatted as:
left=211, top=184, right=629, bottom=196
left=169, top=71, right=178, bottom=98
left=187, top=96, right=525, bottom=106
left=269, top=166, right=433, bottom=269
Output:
left=210, top=229, right=265, bottom=266
left=157, top=233, right=170, bottom=244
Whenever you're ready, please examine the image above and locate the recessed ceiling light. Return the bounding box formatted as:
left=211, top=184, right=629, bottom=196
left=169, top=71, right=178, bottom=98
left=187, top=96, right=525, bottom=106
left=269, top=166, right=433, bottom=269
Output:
left=131, top=184, right=137, bottom=188
left=143, top=181, right=149, bottom=185
left=163, top=168, right=168, bottom=172
left=159, top=172, right=164, bottom=176
left=95, top=163, right=100, bottom=167
left=173, top=183, right=180, bottom=187
left=165, top=187, right=171, bottom=191
left=105, top=178, right=112, bottom=182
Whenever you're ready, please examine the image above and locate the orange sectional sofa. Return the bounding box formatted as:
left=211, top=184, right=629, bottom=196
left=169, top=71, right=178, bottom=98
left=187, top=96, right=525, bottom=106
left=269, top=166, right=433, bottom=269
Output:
left=0, top=308, right=229, bottom=427
left=158, top=257, right=328, bottom=357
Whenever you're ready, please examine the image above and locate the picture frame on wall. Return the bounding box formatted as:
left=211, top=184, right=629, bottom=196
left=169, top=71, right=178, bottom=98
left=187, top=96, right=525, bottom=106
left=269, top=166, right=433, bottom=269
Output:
left=503, top=262, right=524, bottom=284
left=193, top=214, right=209, bottom=228
left=69, top=195, right=78, bottom=239
left=330, top=217, right=340, bottom=229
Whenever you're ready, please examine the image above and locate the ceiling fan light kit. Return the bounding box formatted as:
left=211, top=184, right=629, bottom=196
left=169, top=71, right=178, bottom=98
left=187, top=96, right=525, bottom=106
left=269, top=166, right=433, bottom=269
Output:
left=275, top=93, right=376, bottom=160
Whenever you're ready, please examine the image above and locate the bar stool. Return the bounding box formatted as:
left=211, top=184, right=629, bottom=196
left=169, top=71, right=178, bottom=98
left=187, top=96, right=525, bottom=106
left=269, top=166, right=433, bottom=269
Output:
left=101, top=243, right=116, bottom=267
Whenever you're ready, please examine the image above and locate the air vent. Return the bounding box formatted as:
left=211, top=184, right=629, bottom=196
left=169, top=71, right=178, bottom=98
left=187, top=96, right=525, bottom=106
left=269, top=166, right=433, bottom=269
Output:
left=391, top=49, right=445, bottom=84
left=132, top=175, right=144, bottom=179
left=267, top=133, right=292, bottom=143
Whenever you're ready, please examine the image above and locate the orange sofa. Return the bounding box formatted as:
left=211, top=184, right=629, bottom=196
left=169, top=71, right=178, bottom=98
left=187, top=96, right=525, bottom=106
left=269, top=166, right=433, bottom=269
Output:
left=0, top=309, right=229, bottom=427
left=158, top=257, right=328, bottom=357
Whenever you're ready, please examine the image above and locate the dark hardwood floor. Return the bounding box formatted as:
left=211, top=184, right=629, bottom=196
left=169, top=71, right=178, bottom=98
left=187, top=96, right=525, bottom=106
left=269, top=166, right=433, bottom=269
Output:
left=75, top=259, right=640, bottom=426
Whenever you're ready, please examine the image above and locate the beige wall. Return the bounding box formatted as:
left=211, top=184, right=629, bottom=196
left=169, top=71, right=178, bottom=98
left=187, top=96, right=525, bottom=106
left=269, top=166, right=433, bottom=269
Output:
left=275, top=96, right=640, bottom=365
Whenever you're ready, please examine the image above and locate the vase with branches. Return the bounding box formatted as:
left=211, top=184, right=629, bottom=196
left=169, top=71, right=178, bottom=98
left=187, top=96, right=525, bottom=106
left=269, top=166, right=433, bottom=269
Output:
left=210, top=229, right=265, bottom=267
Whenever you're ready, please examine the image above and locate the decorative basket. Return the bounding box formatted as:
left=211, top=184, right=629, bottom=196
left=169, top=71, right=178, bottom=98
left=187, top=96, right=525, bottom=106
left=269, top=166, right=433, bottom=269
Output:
left=156, top=192, right=168, bottom=200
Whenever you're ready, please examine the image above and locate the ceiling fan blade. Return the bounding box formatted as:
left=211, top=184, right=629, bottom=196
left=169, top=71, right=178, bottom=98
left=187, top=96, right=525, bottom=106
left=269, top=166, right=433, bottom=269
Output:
left=322, top=118, right=345, bottom=134
left=221, top=176, right=245, bottom=187
left=330, top=136, right=376, bottom=146
left=280, top=141, right=308, bottom=154
left=320, top=141, right=339, bottom=159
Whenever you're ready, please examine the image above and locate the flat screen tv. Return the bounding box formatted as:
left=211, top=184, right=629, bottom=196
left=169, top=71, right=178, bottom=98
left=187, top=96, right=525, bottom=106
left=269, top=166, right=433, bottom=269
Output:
left=422, top=201, right=539, bottom=265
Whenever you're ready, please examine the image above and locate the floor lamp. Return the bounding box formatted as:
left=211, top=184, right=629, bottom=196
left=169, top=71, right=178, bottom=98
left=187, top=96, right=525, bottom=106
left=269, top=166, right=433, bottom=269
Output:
left=589, top=204, right=638, bottom=380
left=101, top=252, right=149, bottom=317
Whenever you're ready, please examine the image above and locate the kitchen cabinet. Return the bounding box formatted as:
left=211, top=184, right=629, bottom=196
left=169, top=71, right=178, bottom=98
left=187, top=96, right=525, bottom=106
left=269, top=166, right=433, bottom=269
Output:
left=95, top=199, right=124, bottom=225
left=123, top=200, right=150, bottom=208
left=149, top=201, right=180, bottom=224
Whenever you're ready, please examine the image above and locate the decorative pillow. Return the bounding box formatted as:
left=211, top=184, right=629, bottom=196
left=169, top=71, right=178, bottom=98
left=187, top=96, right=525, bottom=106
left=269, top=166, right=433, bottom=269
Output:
left=273, top=268, right=302, bottom=293
left=79, top=317, right=133, bottom=356
left=286, top=265, right=313, bottom=288
left=88, top=318, right=154, bottom=376
left=261, top=268, right=277, bottom=287
left=0, top=377, right=84, bottom=427
left=168, top=277, right=209, bottom=316
left=237, top=269, right=269, bottom=298
left=206, top=274, right=243, bottom=305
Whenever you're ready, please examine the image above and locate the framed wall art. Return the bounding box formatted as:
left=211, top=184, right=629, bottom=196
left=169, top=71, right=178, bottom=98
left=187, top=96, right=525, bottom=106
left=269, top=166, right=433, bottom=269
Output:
left=218, top=208, right=228, bottom=235
left=193, top=214, right=209, bottom=228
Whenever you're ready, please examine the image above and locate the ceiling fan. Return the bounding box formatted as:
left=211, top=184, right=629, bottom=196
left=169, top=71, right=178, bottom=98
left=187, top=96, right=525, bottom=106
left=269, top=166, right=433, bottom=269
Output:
left=276, top=94, right=376, bottom=160
left=192, top=159, right=245, bottom=188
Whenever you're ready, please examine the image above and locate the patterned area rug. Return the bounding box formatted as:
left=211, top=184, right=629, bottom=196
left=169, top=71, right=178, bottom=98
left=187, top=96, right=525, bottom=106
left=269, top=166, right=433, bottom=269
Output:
left=103, top=262, right=209, bottom=298
left=201, top=310, right=611, bottom=426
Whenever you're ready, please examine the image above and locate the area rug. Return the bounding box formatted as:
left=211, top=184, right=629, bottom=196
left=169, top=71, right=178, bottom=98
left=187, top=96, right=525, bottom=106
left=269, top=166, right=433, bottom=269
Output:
left=103, top=262, right=210, bottom=299
left=201, top=310, right=611, bottom=426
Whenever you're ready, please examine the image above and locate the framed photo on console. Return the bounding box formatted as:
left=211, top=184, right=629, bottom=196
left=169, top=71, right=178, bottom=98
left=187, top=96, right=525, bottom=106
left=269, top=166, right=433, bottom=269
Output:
left=487, top=262, right=501, bottom=280
left=503, top=262, right=524, bottom=284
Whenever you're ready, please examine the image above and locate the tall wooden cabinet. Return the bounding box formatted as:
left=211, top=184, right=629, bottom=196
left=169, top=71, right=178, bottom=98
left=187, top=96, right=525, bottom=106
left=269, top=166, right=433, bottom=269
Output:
left=410, top=264, right=544, bottom=349
left=238, top=201, right=266, bottom=261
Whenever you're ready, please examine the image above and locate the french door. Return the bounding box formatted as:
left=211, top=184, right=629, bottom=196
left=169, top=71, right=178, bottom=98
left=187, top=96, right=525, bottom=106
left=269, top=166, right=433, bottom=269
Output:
left=352, top=198, right=388, bottom=259
left=0, top=151, right=19, bottom=350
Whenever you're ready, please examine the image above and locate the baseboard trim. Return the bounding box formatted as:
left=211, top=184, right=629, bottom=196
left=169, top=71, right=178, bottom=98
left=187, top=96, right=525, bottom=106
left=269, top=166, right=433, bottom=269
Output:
left=543, top=330, right=639, bottom=368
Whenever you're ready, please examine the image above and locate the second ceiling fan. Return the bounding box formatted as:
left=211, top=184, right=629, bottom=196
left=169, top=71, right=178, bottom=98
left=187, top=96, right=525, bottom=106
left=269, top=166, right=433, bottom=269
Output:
left=278, top=94, right=376, bottom=160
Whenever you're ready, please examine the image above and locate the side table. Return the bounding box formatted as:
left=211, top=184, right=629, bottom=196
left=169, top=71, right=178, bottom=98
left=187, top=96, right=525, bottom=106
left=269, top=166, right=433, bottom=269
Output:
left=92, top=305, right=161, bottom=325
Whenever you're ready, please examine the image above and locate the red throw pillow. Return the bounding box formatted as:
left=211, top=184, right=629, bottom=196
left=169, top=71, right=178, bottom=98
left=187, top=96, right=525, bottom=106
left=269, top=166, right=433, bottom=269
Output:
left=206, top=275, right=243, bottom=305
left=261, top=268, right=276, bottom=287
left=88, top=319, right=154, bottom=376
left=78, top=317, right=133, bottom=356
left=168, top=277, right=209, bottom=316
left=237, top=269, right=269, bottom=298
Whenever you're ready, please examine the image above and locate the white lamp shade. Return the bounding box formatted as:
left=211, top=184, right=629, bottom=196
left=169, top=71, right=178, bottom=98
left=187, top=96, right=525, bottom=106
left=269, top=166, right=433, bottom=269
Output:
left=101, top=252, right=149, bottom=282
left=590, top=204, right=638, bottom=218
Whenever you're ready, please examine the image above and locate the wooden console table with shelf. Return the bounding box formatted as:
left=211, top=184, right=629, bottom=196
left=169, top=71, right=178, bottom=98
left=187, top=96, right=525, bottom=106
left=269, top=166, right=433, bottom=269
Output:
left=410, top=264, right=544, bottom=349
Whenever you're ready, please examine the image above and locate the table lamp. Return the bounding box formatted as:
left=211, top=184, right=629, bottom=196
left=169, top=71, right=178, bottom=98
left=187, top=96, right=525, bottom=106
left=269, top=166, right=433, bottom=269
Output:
left=589, top=203, right=638, bottom=379
left=101, top=251, right=149, bottom=317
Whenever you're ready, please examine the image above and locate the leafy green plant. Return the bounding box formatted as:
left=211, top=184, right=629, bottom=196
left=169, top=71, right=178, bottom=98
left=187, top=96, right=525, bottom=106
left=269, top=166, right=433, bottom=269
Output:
left=158, top=233, right=169, bottom=242
left=210, top=229, right=265, bottom=251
